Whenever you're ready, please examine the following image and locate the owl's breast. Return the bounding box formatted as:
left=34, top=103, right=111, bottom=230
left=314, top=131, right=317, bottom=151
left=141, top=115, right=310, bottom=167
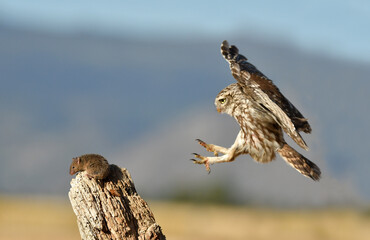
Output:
left=235, top=107, right=282, bottom=163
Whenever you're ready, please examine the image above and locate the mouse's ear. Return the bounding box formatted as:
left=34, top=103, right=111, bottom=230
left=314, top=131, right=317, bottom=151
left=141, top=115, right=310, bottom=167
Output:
left=77, top=157, right=81, bottom=164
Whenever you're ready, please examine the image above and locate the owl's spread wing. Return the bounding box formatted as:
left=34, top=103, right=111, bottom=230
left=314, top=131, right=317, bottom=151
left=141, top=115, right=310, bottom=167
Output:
left=221, top=40, right=311, bottom=150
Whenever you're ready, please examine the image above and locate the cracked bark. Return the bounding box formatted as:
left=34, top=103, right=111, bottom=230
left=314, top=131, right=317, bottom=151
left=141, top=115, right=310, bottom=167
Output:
left=68, top=165, right=166, bottom=240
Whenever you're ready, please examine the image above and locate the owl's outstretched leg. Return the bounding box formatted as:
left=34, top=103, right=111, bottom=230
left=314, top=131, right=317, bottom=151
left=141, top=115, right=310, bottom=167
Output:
left=196, top=139, right=228, bottom=156
left=192, top=131, right=244, bottom=173
left=191, top=149, right=237, bottom=173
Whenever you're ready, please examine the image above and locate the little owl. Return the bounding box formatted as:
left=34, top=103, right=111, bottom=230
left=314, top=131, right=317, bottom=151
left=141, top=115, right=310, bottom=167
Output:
left=192, top=40, right=321, bottom=181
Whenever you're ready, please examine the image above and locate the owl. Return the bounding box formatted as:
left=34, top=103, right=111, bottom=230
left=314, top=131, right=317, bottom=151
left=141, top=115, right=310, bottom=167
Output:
left=192, top=40, right=321, bottom=181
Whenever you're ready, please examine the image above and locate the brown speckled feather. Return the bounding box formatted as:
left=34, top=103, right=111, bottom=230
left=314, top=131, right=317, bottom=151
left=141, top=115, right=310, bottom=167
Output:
left=277, top=144, right=321, bottom=181
left=221, top=40, right=311, bottom=150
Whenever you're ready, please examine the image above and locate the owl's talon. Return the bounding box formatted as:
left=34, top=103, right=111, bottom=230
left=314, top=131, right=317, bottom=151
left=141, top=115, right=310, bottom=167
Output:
left=196, top=139, right=207, bottom=148
left=192, top=153, right=206, bottom=160
left=196, top=139, right=219, bottom=156
left=192, top=153, right=201, bottom=158
left=191, top=153, right=211, bottom=173
left=196, top=139, right=205, bottom=145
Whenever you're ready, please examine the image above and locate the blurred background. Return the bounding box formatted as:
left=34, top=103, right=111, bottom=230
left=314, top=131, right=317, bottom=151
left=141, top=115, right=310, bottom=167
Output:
left=1, top=0, right=370, bottom=239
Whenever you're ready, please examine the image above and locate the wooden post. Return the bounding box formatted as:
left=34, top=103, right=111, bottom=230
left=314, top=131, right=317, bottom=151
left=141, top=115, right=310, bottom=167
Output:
left=68, top=165, right=166, bottom=240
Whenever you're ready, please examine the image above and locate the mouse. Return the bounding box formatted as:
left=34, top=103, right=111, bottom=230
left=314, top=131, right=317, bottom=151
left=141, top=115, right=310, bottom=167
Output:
left=69, top=154, right=110, bottom=180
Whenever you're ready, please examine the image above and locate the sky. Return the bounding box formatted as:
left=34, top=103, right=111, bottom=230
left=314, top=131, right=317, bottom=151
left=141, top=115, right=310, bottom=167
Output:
left=1, top=0, right=370, bottom=63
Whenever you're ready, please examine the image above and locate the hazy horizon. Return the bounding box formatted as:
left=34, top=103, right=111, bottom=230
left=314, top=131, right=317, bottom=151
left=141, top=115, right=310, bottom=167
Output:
left=1, top=23, right=369, bottom=207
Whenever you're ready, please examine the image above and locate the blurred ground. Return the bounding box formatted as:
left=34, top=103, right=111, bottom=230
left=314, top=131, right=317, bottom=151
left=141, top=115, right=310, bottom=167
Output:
left=0, top=195, right=78, bottom=240
left=0, top=195, right=369, bottom=240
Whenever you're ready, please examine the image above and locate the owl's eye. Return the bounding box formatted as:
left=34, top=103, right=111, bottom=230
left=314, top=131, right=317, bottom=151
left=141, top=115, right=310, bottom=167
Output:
left=219, top=98, right=226, bottom=104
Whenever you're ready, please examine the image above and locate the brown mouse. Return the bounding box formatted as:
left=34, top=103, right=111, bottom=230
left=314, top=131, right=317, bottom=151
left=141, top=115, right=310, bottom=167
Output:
left=69, top=154, right=110, bottom=180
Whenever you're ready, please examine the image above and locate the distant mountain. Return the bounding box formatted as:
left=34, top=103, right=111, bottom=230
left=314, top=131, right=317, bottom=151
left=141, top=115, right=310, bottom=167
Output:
left=0, top=24, right=369, bottom=204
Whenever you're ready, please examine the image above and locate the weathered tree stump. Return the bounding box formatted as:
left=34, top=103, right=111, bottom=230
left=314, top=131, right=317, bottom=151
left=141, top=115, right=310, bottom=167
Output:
left=68, top=165, right=166, bottom=240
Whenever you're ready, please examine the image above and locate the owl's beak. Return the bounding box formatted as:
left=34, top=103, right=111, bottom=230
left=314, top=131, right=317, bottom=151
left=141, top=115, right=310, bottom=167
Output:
left=217, top=107, right=221, bottom=113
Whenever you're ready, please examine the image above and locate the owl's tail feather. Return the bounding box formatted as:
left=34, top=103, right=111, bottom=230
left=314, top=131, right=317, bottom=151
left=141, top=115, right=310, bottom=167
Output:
left=277, top=143, right=321, bottom=181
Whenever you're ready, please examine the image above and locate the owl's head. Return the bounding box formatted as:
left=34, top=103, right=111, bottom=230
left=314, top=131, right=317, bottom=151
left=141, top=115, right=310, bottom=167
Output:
left=214, top=83, right=241, bottom=116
